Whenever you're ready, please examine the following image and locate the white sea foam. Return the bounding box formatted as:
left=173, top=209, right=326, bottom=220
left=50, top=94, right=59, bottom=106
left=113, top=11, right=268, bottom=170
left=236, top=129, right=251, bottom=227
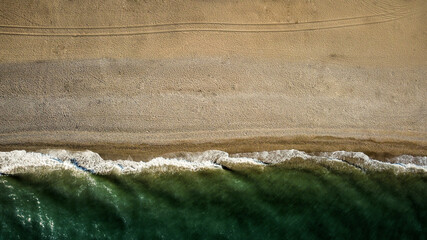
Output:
left=173, top=150, right=265, bottom=166
left=233, top=149, right=311, bottom=164
left=388, top=155, right=427, bottom=166
left=0, top=149, right=425, bottom=175
left=319, top=151, right=427, bottom=172
left=0, top=150, right=76, bottom=175
left=45, top=149, right=223, bottom=174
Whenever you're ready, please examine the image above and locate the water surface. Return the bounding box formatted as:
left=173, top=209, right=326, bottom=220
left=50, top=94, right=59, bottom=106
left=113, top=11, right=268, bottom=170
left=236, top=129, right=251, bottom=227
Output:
left=0, top=149, right=426, bottom=239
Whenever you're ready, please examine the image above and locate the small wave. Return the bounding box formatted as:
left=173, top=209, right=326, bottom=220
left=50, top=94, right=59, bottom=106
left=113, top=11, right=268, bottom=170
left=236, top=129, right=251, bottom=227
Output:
left=318, top=151, right=427, bottom=172
left=0, top=149, right=425, bottom=175
left=232, top=149, right=312, bottom=164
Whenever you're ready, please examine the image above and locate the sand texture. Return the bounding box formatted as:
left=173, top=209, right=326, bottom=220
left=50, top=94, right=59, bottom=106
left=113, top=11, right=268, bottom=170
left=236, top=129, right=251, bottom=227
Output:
left=0, top=0, right=426, bottom=155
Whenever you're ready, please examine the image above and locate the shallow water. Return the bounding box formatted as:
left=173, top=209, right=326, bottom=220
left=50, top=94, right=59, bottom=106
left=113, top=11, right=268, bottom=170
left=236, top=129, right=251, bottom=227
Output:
left=0, top=150, right=426, bottom=239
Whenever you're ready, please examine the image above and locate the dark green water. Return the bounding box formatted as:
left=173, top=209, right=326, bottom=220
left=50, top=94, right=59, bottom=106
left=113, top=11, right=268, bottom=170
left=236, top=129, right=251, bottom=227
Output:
left=1, top=163, right=426, bottom=240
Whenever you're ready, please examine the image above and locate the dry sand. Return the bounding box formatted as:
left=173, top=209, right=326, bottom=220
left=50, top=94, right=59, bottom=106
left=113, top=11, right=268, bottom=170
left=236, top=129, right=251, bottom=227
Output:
left=0, top=0, right=426, bottom=159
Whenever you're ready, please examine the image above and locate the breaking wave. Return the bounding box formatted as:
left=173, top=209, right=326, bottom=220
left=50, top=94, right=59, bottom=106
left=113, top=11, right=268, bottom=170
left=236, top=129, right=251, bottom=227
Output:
left=0, top=149, right=426, bottom=176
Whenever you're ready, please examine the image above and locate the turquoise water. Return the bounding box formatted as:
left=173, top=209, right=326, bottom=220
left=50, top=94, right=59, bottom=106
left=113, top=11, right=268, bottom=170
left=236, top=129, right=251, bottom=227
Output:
left=0, top=160, right=426, bottom=240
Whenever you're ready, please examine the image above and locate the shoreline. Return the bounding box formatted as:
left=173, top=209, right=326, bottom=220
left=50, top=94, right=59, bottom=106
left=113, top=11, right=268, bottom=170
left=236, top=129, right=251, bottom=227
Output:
left=1, top=135, right=426, bottom=162
left=0, top=0, right=426, bottom=238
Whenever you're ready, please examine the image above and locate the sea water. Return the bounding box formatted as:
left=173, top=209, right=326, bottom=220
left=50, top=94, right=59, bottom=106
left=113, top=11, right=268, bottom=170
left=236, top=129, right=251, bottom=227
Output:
left=0, top=149, right=426, bottom=239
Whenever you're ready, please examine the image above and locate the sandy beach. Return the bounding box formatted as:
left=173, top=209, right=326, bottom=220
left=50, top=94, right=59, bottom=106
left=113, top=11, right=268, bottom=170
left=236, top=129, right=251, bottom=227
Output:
left=1, top=0, right=426, bottom=159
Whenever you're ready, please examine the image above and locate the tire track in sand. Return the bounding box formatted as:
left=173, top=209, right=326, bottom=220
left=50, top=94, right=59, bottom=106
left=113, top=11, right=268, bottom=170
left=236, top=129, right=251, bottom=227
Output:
left=0, top=7, right=418, bottom=37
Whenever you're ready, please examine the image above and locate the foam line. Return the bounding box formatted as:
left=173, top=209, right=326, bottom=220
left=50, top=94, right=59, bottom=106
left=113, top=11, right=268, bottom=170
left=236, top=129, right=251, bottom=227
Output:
left=0, top=149, right=425, bottom=175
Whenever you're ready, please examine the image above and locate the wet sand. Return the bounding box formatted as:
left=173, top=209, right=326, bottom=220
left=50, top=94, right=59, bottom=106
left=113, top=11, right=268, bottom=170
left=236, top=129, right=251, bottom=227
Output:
left=0, top=136, right=425, bottom=162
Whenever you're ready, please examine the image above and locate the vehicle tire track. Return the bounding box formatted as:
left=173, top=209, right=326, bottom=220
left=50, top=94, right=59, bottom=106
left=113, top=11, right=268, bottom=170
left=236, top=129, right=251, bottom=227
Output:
left=0, top=7, right=417, bottom=37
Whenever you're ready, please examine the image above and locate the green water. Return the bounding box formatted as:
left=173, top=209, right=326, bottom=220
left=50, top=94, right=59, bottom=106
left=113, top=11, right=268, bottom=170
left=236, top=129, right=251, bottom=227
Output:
left=0, top=163, right=426, bottom=239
